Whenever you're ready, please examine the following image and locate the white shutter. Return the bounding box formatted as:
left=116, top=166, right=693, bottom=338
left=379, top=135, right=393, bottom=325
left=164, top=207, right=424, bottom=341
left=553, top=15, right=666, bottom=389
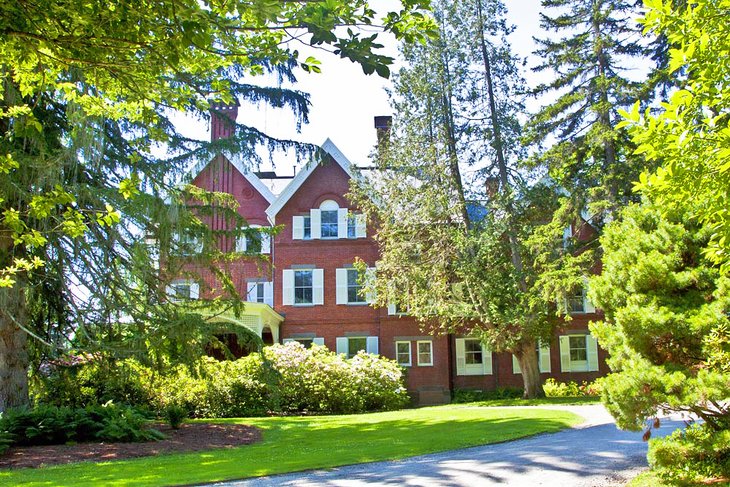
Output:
left=261, top=232, right=271, bottom=254
left=539, top=343, right=552, bottom=373
left=236, top=234, right=247, bottom=252
left=336, top=337, right=348, bottom=355
left=313, top=337, right=325, bottom=347
left=365, top=267, right=376, bottom=303
left=312, top=269, right=324, bottom=305
left=282, top=270, right=294, bottom=305
left=455, top=338, right=466, bottom=376
left=310, top=209, right=321, bottom=239
left=337, top=208, right=348, bottom=239
left=366, top=336, right=379, bottom=355
left=190, top=282, right=200, bottom=299
left=587, top=334, right=599, bottom=371
left=387, top=303, right=397, bottom=315
left=246, top=282, right=257, bottom=301
left=482, top=345, right=492, bottom=375
left=512, top=355, right=521, bottom=374
left=292, top=216, right=304, bottom=240
left=335, top=268, right=348, bottom=304
left=355, top=213, right=366, bottom=238
left=559, top=336, right=571, bottom=372
left=263, top=281, right=273, bottom=306
left=165, top=285, right=176, bottom=299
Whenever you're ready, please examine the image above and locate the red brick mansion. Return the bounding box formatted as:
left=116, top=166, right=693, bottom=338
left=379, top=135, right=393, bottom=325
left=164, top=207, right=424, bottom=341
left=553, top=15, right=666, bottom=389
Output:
left=170, top=105, right=608, bottom=405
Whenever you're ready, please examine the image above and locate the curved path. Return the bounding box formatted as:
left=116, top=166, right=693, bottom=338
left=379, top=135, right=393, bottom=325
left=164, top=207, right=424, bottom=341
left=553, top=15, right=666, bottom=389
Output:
left=209, top=405, right=685, bottom=487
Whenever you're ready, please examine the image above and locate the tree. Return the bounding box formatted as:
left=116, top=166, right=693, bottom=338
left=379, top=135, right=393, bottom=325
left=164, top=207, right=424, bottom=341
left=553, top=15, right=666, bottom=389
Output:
left=588, top=201, right=730, bottom=482
left=623, top=0, right=730, bottom=273
left=353, top=0, right=572, bottom=398
left=526, top=0, right=650, bottom=217
left=0, top=0, right=435, bottom=410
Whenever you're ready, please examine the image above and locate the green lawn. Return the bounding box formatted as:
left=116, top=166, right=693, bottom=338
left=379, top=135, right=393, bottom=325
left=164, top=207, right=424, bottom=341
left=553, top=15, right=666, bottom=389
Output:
left=627, top=470, right=669, bottom=487
left=466, top=396, right=601, bottom=407
left=1, top=405, right=581, bottom=487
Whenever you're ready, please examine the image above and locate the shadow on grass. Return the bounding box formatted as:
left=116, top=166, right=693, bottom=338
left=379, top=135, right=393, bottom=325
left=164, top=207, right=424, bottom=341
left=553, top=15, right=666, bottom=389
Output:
left=0, top=408, right=578, bottom=487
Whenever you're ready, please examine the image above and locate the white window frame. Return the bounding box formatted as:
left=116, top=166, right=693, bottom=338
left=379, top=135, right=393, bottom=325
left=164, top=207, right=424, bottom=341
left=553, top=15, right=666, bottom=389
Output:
left=246, top=281, right=273, bottom=306
left=417, top=340, right=433, bottom=366
left=395, top=341, right=412, bottom=367
left=236, top=225, right=271, bottom=254
left=559, top=334, right=599, bottom=372
left=336, top=336, right=378, bottom=358
left=166, top=279, right=200, bottom=301
left=336, top=268, right=369, bottom=305
left=282, top=268, right=324, bottom=306
left=455, top=338, right=492, bottom=376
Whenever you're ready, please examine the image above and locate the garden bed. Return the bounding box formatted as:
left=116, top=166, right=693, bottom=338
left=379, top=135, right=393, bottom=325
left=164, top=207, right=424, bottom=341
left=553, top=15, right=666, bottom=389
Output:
left=0, top=423, right=261, bottom=469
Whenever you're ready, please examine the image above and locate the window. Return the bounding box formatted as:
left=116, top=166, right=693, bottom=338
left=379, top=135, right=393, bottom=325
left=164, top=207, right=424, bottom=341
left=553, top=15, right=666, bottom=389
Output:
left=282, top=269, right=323, bottom=306
left=464, top=339, right=483, bottom=364
left=455, top=338, right=492, bottom=375
left=417, top=341, right=433, bottom=366
left=236, top=226, right=270, bottom=254
left=321, top=210, right=338, bottom=238
left=303, top=215, right=311, bottom=240
left=283, top=337, right=324, bottom=348
left=568, top=288, right=585, bottom=313
left=559, top=334, right=599, bottom=372
left=176, top=233, right=202, bottom=255
left=167, top=280, right=199, bottom=301
left=246, top=281, right=273, bottom=306
left=336, top=336, right=378, bottom=357
left=347, top=215, right=357, bottom=238
left=294, top=270, right=313, bottom=305
left=336, top=267, right=372, bottom=305
left=395, top=341, right=411, bottom=366
left=347, top=269, right=366, bottom=304
left=569, top=335, right=588, bottom=362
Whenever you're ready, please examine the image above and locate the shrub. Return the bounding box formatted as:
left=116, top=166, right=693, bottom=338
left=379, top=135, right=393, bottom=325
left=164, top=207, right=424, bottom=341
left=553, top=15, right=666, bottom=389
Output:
left=648, top=423, right=730, bottom=484
left=452, top=387, right=523, bottom=403
left=543, top=378, right=601, bottom=397
left=264, top=343, right=409, bottom=414
left=163, top=405, right=187, bottom=430
left=0, top=403, right=163, bottom=451
left=32, top=358, right=153, bottom=409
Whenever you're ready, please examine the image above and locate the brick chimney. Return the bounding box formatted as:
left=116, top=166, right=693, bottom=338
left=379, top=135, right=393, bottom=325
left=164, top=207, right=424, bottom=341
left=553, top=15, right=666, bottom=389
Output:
left=374, top=115, right=392, bottom=147
left=210, top=100, right=240, bottom=142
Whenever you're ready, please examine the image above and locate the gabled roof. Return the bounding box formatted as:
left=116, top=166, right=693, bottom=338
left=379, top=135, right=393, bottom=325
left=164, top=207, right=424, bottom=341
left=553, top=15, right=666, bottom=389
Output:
left=187, top=152, right=276, bottom=205
left=265, top=138, right=361, bottom=221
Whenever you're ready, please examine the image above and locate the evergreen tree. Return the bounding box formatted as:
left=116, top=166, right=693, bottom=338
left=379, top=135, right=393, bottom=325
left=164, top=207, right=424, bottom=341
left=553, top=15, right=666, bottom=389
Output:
left=0, top=0, right=435, bottom=410
left=354, top=0, right=572, bottom=398
left=527, top=0, right=650, bottom=217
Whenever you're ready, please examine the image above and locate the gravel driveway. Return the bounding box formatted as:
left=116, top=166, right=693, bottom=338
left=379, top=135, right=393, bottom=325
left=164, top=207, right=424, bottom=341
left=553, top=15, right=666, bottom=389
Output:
left=208, top=404, right=685, bottom=487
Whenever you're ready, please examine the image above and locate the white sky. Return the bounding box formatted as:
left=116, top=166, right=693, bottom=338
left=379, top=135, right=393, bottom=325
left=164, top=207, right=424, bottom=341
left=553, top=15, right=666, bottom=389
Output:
left=175, top=0, right=546, bottom=177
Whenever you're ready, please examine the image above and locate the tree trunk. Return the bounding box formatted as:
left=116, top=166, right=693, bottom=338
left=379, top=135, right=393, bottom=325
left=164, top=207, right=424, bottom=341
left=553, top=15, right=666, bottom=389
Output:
left=516, top=339, right=545, bottom=399
left=0, top=282, right=30, bottom=411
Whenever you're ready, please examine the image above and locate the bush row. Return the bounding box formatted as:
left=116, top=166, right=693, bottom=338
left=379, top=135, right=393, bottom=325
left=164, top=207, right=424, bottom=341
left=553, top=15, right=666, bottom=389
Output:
left=0, top=403, right=163, bottom=454
left=33, top=343, right=409, bottom=417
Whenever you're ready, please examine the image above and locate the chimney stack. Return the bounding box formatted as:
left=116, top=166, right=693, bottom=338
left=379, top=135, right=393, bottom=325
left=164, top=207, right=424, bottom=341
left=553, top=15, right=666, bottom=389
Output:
left=374, top=115, right=392, bottom=148
left=210, top=100, right=240, bottom=142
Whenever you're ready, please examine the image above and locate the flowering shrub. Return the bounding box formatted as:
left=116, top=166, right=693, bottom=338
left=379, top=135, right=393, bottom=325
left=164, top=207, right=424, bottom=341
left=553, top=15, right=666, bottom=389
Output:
left=264, top=343, right=409, bottom=414
left=33, top=344, right=409, bottom=418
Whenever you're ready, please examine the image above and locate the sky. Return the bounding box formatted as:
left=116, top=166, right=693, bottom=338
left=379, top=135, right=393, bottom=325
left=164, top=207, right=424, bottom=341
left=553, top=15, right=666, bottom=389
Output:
left=175, top=0, right=546, bottom=177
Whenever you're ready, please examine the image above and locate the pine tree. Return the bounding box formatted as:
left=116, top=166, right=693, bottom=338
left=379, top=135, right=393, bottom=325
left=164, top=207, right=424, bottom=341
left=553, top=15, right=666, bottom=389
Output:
left=354, top=0, right=569, bottom=398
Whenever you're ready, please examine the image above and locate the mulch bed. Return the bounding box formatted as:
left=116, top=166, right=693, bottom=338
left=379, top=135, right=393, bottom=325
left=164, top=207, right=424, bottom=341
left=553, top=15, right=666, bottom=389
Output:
left=0, top=423, right=262, bottom=469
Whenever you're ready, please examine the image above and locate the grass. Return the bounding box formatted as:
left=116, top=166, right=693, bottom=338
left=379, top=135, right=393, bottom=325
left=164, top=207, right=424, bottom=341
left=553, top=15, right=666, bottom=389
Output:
left=627, top=470, right=670, bottom=487
left=0, top=405, right=581, bottom=487
left=469, top=396, right=601, bottom=407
